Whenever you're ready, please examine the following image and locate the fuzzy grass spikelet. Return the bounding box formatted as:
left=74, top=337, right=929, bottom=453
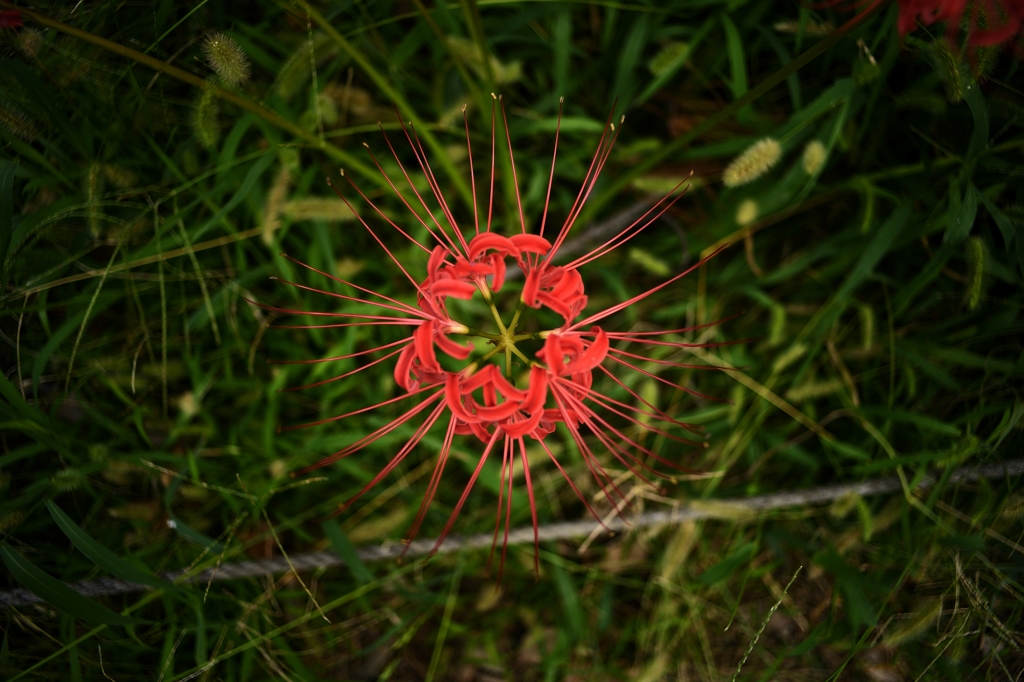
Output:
left=883, top=599, right=942, bottom=646
left=192, top=86, right=221, bottom=150
left=16, top=27, right=44, bottom=57
left=735, top=199, right=759, bottom=225
left=0, top=99, right=37, bottom=141
left=203, top=32, right=251, bottom=86
left=802, top=140, right=827, bottom=175
left=965, top=236, right=986, bottom=311
left=723, top=138, right=781, bottom=187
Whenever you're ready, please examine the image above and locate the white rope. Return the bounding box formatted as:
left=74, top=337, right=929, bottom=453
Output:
left=2, top=459, right=1021, bottom=609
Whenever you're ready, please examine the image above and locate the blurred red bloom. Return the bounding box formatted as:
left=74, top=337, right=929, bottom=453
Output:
left=835, top=0, right=1023, bottom=48
left=0, top=9, right=24, bottom=27
left=267, top=99, right=726, bottom=574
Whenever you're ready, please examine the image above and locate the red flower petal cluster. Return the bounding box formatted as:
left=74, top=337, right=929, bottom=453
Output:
left=894, top=0, right=1023, bottom=48
left=266, top=99, right=726, bottom=573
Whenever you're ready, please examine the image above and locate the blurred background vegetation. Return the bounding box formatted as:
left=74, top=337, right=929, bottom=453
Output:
left=1, top=0, right=1023, bottom=679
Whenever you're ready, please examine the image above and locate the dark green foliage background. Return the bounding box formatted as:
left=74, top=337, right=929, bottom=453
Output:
left=1, top=0, right=1023, bottom=679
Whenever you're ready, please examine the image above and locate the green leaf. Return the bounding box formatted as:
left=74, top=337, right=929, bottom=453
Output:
left=975, top=186, right=1016, bottom=247
left=0, top=160, right=15, bottom=285
left=190, top=152, right=275, bottom=243
left=46, top=500, right=172, bottom=591
left=31, top=289, right=118, bottom=401
left=964, top=79, right=989, bottom=160
left=168, top=514, right=225, bottom=554
left=721, top=14, right=748, bottom=100
left=635, top=18, right=714, bottom=108
left=815, top=549, right=877, bottom=628
left=0, top=545, right=144, bottom=626
left=944, top=180, right=978, bottom=243
left=816, top=202, right=910, bottom=332
left=322, top=521, right=373, bottom=585
left=758, top=26, right=801, bottom=110
left=550, top=559, right=585, bottom=642
left=697, top=542, right=757, bottom=585
left=611, top=14, right=650, bottom=109
left=858, top=408, right=961, bottom=436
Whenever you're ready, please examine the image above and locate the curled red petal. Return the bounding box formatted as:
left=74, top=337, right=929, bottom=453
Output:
left=435, top=331, right=473, bottom=360
left=485, top=368, right=528, bottom=401
left=468, top=232, right=520, bottom=261
left=564, top=327, right=609, bottom=374
left=541, top=334, right=565, bottom=376
left=462, top=364, right=500, bottom=393
left=394, top=343, right=416, bottom=391
left=536, top=291, right=573, bottom=322
left=430, top=279, right=477, bottom=300
left=509, top=234, right=552, bottom=256
left=521, top=268, right=542, bottom=308
left=475, top=400, right=522, bottom=421
left=427, top=245, right=448, bottom=275
left=453, top=260, right=494, bottom=278
left=445, top=373, right=480, bottom=423
left=489, top=254, right=506, bottom=293
left=414, top=321, right=440, bottom=372
left=501, top=409, right=544, bottom=438
left=520, top=366, right=548, bottom=414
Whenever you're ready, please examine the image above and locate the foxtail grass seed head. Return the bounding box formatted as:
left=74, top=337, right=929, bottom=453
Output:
left=0, top=509, right=24, bottom=532
left=203, top=32, right=251, bottom=86
left=16, top=27, right=44, bottom=57
left=192, top=86, right=221, bottom=150
left=263, top=165, right=292, bottom=245
left=966, top=236, right=986, bottom=310
left=785, top=377, right=844, bottom=403
left=883, top=599, right=943, bottom=647
left=802, top=140, right=827, bottom=175
left=648, top=42, right=689, bottom=76
left=930, top=38, right=966, bottom=102
left=768, top=303, right=786, bottom=346
left=723, top=138, right=782, bottom=188
left=51, top=468, right=85, bottom=492
left=85, top=162, right=104, bottom=237
left=0, top=100, right=37, bottom=141
left=735, top=199, right=759, bottom=226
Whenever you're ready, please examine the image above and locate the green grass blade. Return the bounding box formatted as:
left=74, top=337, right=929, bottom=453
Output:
left=0, top=545, right=145, bottom=626
left=45, top=500, right=172, bottom=591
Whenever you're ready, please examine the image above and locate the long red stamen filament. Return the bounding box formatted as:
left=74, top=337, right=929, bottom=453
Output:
left=360, top=140, right=459, bottom=256
left=570, top=245, right=727, bottom=331
left=499, top=97, right=528, bottom=235
left=281, top=254, right=425, bottom=316
left=283, top=346, right=407, bottom=392
left=463, top=105, right=480, bottom=235
left=430, top=428, right=502, bottom=555
left=272, top=337, right=409, bottom=365
left=327, top=178, right=433, bottom=299
left=272, top=277, right=431, bottom=319
left=539, top=97, right=563, bottom=241
left=403, top=414, right=458, bottom=551
left=404, top=120, right=471, bottom=254
left=285, top=384, right=438, bottom=431
left=516, top=437, right=541, bottom=576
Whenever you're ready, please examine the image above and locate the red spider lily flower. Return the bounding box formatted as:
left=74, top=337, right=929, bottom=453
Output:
left=0, top=9, right=23, bottom=27
left=265, top=97, right=728, bottom=576
left=835, top=0, right=1024, bottom=49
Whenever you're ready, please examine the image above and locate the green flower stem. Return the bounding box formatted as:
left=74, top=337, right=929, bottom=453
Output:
left=461, top=326, right=502, bottom=341
left=507, top=298, right=527, bottom=332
